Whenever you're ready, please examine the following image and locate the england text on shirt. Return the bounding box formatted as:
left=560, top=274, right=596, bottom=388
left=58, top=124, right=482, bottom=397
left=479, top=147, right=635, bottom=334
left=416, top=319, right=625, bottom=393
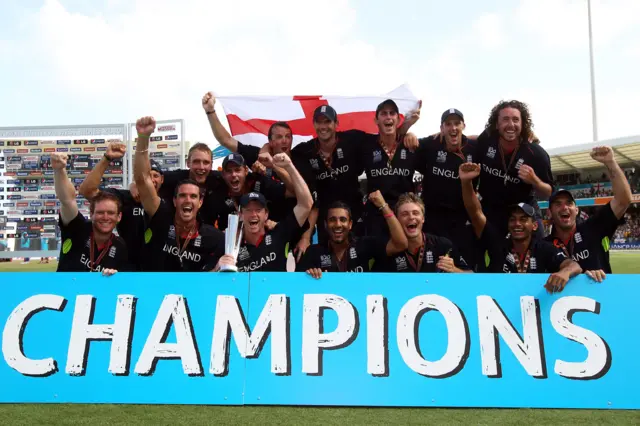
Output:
left=236, top=213, right=309, bottom=272
left=56, top=211, right=131, bottom=272
left=375, top=233, right=469, bottom=273
left=480, top=221, right=567, bottom=273
left=545, top=203, right=624, bottom=273
left=296, top=236, right=388, bottom=273
left=143, top=201, right=224, bottom=272
left=102, top=188, right=148, bottom=270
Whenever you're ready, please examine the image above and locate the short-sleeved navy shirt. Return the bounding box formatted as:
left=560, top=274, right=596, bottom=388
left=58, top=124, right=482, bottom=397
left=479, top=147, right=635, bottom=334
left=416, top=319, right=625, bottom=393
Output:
left=57, top=212, right=131, bottom=272
left=296, top=236, right=388, bottom=273
left=545, top=203, right=623, bottom=273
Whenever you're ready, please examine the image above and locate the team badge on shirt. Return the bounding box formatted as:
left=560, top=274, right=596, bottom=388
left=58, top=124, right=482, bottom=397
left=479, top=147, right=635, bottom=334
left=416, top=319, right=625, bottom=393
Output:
left=265, top=235, right=272, bottom=246
left=337, top=148, right=344, bottom=159
left=225, top=198, right=234, bottom=208
left=436, top=151, right=447, bottom=163
left=320, top=254, right=332, bottom=268
left=254, top=181, right=261, bottom=192
left=575, top=233, right=583, bottom=243
left=309, top=158, right=320, bottom=170
left=426, top=251, right=434, bottom=263
left=467, top=154, right=473, bottom=163
left=506, top=253, right=516, bottom=264
left=238, top=246, right=250, bottom=261
left=373, top=150, right=382, bottom=163
left=194, top=235, right=202, bottom=247
left=487, top=147, right=497, bottom=159
left=396, top=256, right=408, bottom=270
left=349, top=247, right=357, bottom=259
left=530, top=257, right=537, bottom=270
left=515, top=158, right=524, bottom=170
left=108, top=246, right=117, bottom=258
left=400, top=149, right=406, bottom=160
left=168, top=225, right=175, bottom=239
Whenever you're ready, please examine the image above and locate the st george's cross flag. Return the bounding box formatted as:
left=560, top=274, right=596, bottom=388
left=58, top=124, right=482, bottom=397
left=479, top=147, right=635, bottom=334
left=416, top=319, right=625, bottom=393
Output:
left=215, top=84, right=421, bottom=149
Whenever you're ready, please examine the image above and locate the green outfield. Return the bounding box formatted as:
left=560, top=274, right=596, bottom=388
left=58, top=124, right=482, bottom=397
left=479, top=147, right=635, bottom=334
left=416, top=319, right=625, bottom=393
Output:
left=0, top=253, right=638, bottom=424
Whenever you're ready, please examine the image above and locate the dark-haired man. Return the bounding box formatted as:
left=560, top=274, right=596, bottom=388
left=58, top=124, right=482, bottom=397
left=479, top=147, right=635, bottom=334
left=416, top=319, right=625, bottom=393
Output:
left=297, top=190, right=408, bottom=278
left=215, top=153, right=313, bottom=272
left=415, top=108, right=479, bottom=269
left=78, top=141, right=164, bottom=270
left=134, top=116, right=224, bottom=272
left=52, top=152, right=130, bottom=274
left=459, top=162, right=581, bottom=292
left=475, top=100, right=554, bottom=237
left=546, top=146, right=631, bottom=281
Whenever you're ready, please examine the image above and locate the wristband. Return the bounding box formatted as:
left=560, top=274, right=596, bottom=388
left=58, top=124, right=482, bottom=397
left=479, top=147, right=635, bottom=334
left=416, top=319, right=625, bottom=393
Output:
left=383, top=212, right=394, bottom=219
left=206, top=110, right=215, bottom=115
left=378, top=203, right=388, bottom=211
left=103, top=153, right=114, bottom=162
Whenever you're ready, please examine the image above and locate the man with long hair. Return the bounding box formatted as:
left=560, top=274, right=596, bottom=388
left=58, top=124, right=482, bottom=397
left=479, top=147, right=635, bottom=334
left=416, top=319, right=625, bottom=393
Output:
left=546, top=146, right=631, bottom=282
left=475, top=100, right=554, bottom=238
left=53, top=153, right=129, bottom=274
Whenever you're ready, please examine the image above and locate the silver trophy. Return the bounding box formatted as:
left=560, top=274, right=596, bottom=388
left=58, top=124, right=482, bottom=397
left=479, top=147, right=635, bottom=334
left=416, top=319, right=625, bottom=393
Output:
left=219, top=213, right=243, bottom=272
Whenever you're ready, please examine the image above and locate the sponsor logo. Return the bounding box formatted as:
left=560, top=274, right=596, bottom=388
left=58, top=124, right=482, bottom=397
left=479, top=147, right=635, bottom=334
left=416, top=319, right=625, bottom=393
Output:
left=39, top=140, right=54, bottom=145
left=91, top=139, right=105, bottom=144
left=167, top=143, right=180, bottom=148
left=150, top=136, right=163, bottom=142
left=395, top=255, right=408, bottom=271
left=97, top=147, right=107, bottom=152
left=25, top=140, right=38, bottom=146
left=56, top=147, right=69, bottom=152
left=373, top=150, right=382, bottom=163
left=309, top=158, right=319, bottom=170
left=70, top=148, right=82, bottom=152
left=73, top=139, right=88, bottom=144
left=158, top=125, right=176, bottom=131
left=436, top=150, right=447, bottom=163
left=165, top=135, right=178, bottom=140
left=17, top=149, right=28, bottom=153
left=44, top=148, right=55, bottom=152
left=84, top=147, right=95, bottom=152
left=320, top=254, right=332, bottom=268
left=56, top=140, right=71, bottom=145
left=487, top=147, right=496, bottom=159
left=3, top=149, right=15, bottom=153
left=157, top=144, right=167, bottom=149
left=16, top=202, right=28, bottom=207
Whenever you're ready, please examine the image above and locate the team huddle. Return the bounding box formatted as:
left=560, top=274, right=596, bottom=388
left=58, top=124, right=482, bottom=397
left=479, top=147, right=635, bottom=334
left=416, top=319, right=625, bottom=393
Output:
left=53, top=92, right=633, bottom=293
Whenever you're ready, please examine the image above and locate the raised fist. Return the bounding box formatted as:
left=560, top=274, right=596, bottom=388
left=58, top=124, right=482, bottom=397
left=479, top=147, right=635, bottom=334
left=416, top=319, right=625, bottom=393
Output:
left=51, top=153, right=68, bottom=170
left=136, top=116, right=156, bottom=137
left=459, top=162, right=480, bottom=181
left=202, top=91, right=216, bottom=113
left=272, top=153, right=292, bottom=168
left=590, top=146, right=614, bottom=165
left=517, top=164, right=539, bottom=185
left=258, top=152, right=274, bottom=169
left=404, top=100, right=422, bottom=126
left=368, top=190, right=386, bottom=208
left=106, top=142, right=126, bottom=160
left=251, top=160, right=267, bottom=176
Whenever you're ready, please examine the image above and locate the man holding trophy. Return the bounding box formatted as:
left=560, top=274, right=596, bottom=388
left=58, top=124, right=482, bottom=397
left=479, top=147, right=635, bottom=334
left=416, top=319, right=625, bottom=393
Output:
left=216, top=153, right=314, bottom=272
left=133, top=116, right=225, bottom=272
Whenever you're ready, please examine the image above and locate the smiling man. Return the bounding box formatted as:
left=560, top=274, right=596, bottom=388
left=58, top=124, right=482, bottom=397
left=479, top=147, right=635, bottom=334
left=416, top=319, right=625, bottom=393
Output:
left=52, top=152, right=129, bottom=275
left=375, top=192, right=469, bottom=273
left=215, top=153, right=313, bottom=272
left=459, top=162, right=582, bottom=292
left=545, top=146, right=631, bottom=282
left=133, top=116, right=224, bottom=272
left=415, top=108, right=478, bottom=269
left=297, top=190, right=408, bottom=278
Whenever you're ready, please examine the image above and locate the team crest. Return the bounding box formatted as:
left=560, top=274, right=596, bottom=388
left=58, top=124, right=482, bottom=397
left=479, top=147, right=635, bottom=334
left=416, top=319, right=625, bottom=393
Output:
left=487, top=147, right=497, bottom=159
left=426, top=251, right=434, bottom=263
left=168, top=225, right=176, bottom=239
left=515, top=158, right=524, bottom=170
left=395, top=256, right=408, bottom=270
left=265, top=235, right=272, bottom=246
left=575, top=233, right=583, bottom=243
left=225, top=198, right=234, bottom=208
left=254, top=181, right=261, bottom=192
left=108, top=246, right=117, bottom=258
left=349, top=247, right=357, bottom=259
left=400, top=149, right=406, bottom=160
left=373, top=150, right=382, bottom=163
left=320, top=254, right=332, bottom=268
left=436, top=150, right=447, bottom=163
left=337, top=148, right=344, bottom=159
left=467, top=154, right=473, bottom=163
left=530, top=257, right=537, bottom=270
left=506, top=253, right=516, bottom=264
left=194, top=235, right=202, bottom=247
left=309, top=158, right=320, bottom=170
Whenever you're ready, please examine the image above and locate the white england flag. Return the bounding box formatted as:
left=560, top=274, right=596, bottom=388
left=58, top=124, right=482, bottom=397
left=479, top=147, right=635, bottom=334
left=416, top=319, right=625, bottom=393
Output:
left=216, top=84, right=420, bottom=149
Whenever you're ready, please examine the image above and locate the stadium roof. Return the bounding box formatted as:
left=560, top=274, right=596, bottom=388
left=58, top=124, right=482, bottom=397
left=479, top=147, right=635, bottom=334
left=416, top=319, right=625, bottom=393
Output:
left=547, top=135, right=640, bottom=173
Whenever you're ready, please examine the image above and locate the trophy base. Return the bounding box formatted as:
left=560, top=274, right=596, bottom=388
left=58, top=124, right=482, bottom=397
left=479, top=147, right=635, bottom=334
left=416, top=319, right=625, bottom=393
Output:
left=219, top=264, right=238, bottom=273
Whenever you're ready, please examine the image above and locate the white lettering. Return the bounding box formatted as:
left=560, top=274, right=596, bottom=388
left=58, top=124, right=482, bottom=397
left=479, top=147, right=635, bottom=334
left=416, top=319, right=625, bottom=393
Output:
left=573, top=249, right=590, bottom=262
left=2, top=295, right=66, bottom=376
left=302, top=294, right=358, bottom=375
left=317, top=165, right=349, bottom=181
left=132, top=207, right=145, bottom=216
left=210, top=295, right=289, bottom=376
left=477, top=296, right=545, bottom=377
left=550, top=296, right=610, bottom=379
left=367, top=295, right=387, bottom=376
left=66, top=295, right=136, bottom=376
left=432, top=166, right=458, bottom=179
left=134, top=295, right=202, bottom=376
left=370, top=168, right=411, bottom=178
left=238, top=252, right=277, bottom=272
left=482, top=164, right=521, bottom=185
left=397, top=295, right=468, bottom=377
left=162, top=244, right=202, bottom=263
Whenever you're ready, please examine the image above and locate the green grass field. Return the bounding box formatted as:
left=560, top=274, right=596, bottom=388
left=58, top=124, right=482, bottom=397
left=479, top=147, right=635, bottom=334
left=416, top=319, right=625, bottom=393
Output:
left=0, top=253, right=638, bottom=424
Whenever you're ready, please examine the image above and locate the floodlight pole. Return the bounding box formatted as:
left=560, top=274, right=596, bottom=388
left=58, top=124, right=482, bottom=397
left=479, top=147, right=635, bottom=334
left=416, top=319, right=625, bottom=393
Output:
left=587, top=0, right=599, bottom=143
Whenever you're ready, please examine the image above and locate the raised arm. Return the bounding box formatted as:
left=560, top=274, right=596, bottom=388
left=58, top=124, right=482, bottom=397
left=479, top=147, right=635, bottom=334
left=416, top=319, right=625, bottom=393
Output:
left=78, top=142, right=126, bottom=200
left=272, top=153, right=313, bottom=226
left=52, top=153, right=78, bottom=225
left=256, top=152, right=296, bottom=197
left=368, top=190, right=408, bottom=255
left=591, top=146, right=632, bottom=219
left=133, top=116, right=161, bottom=217
left=398, top=100, right=421, bottom=136
left=459, top=163, right=486, bottom=239
left=202, top=91, right=238, bottom=153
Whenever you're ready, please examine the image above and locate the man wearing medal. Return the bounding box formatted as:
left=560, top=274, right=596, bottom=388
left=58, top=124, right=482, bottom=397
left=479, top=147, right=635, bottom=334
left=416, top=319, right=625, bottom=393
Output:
left=474, top=100, right=554, bottom=238
left=359, top=99, right=420, bottom=239
left=52, top=152, right=130, bottom=275
left=215, top=153, right=314, bottom=272
left=459, top=162, right=582, bottom=292
left=415, top=108, right=479, bottom=270
left=296, top=190, right=408, bottom=278
left=545, top=146, right=632, bottom=282
left=133, top=116, right=225, bottom=272
left=374, top=193, right=470, bottom=273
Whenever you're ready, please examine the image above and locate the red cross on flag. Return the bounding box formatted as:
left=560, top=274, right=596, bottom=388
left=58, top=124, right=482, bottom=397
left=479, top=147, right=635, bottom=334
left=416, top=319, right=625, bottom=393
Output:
left=216, top=84, right=420, bottom=148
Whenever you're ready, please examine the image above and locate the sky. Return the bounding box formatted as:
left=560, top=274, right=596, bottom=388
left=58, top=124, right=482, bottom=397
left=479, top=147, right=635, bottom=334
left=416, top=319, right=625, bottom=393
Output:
left=0, top=0, right=639, bottom=152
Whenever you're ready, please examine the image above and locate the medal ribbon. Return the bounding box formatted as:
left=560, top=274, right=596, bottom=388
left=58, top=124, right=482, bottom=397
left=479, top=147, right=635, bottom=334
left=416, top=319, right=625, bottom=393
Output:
left=553, top=231, right=575, bottom=258
left=175, top=224, right=197, bottom=262
left=315, top=136, right=340, bottom=172
left=330, top=242, right=351, bottom=272
left=511, top=248, right=531, bottom=273
left=379, top=137, right=398, bottom=168
left=89, top=232, right=114, bottom=272
left=405, top=233, right=426, bottom=272
left=499, top=144, right=521, bottom=186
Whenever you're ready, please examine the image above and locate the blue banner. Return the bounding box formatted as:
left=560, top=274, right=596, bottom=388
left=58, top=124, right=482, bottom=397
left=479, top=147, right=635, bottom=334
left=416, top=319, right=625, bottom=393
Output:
left=0, top=272, right=638, bottom=409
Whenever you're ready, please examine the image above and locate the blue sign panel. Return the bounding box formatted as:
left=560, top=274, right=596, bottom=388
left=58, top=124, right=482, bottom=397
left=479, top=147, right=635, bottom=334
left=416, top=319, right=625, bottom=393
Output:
left=0, top=272, right=248, bottom=404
